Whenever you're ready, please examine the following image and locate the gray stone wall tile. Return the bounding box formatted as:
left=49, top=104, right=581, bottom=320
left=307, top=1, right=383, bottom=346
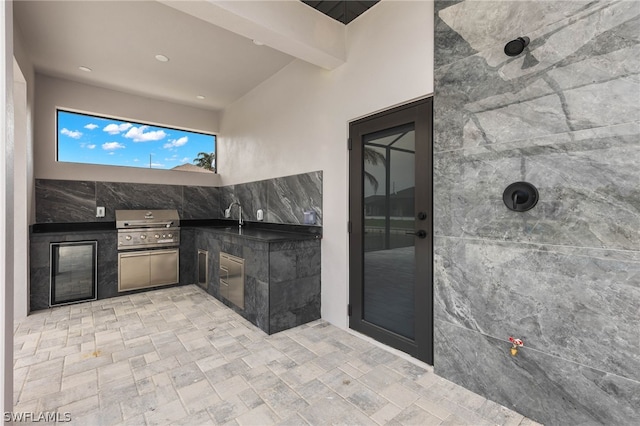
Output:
left=434, top=0, right=640, bottom=423
left=266, top=171, right=322, bottom=226
left=435, top=236, right=640, bottom=382
left=35, top=179, right=96, bottom=223
left=96, top=182, right=183, bottom=221
left=183, top=186, right=220, bottom=219
left=270, top=250, right=297, bottom=283
left=434, top=320, right=640, bottom=426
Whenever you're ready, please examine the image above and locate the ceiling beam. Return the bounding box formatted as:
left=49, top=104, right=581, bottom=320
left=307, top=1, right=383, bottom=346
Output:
left=158, top=0, right=346, bottom=70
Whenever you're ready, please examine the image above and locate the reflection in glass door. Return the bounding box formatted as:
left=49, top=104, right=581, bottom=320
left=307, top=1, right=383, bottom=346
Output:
left=349, top=98, right=433, bottom=364
left=363, top=124, right=416, bottom=339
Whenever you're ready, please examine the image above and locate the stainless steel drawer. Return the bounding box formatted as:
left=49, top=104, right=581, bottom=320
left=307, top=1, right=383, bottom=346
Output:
left=220, top=252, right=244, bottom=309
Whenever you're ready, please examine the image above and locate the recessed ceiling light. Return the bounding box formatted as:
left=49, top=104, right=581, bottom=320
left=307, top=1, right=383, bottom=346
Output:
left=78, top=66, right=92, bottom=72
left=196, top=95, right=205, bottom=100
left=155, top=54, right=170, bottom=62
left=252, top=40, right=264, bottom=46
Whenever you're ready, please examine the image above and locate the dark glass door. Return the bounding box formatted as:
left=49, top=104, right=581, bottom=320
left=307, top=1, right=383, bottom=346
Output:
left=349, top=98, right=433, bottom=364
left=50, top=241, right=98, bottom=306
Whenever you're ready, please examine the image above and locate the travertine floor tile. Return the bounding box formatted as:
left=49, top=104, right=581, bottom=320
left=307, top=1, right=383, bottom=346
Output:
left=13, top=285, right=539, bottom=426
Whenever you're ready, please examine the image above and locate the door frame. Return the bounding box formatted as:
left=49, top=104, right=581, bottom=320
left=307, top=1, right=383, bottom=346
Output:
left=348, top=97, right=433, bottom=364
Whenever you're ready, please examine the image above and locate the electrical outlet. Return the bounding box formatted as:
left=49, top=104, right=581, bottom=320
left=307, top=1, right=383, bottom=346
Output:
left=96, top=206, right=105, bottom=218
left=257, top=209, right=264, bottom=221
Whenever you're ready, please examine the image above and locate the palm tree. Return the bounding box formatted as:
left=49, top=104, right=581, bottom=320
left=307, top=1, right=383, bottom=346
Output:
left=193, top=152, right=215, bottom=171
left=364, top=147, right=386, bottom=194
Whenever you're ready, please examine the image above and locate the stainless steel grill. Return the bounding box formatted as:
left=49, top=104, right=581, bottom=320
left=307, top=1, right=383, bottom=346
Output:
left=115, top=209, right=181, bottom=292
left=116, top=209, right=180, bottom=250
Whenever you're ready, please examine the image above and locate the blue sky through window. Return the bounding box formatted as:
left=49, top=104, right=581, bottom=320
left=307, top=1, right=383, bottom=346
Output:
left=57, top=110, right=216, bottom=171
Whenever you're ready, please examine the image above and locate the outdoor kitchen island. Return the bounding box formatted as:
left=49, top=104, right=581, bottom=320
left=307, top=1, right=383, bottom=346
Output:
left=29, top=220, right=321, bottom=335
left=182, top=223, right=322, bottom=335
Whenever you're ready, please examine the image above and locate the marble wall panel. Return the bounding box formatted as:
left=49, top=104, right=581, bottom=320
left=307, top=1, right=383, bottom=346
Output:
left=234, top=181, right=268, bottom=222
left=434, top=236, right=640, bottom=382
left=218, top=185, right=236, bottom=219
left=434, top=0, right=640, bottom=423
left=182, top=186, right=220, bottom=220
left=35, top=170, right=323, bottom=226
left=434, top=1, right=640, bottom=153
left=96, top=182, right=183, bottom=221
left=434, top=320, right=640, bottom=426
left=433, top=132, right=640, bottom=250
left=266, top=171, right=323, bottom=225
left=35, top=179, right=96, bottom=223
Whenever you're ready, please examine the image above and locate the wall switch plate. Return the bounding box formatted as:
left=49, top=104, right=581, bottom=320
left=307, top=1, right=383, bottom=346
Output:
left=256, top=209, right=264, bottom=221
left=96, top=206, right=105, bottom=218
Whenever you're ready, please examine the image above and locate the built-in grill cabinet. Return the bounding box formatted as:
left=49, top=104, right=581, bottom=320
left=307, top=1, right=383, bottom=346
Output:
left=116, top=209, right=180, bottom=292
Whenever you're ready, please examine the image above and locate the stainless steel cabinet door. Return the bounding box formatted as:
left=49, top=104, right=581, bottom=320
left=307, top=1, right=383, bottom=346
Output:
left=220, top=252, right=244, bottom=309
left=118, top=251, right=150, bottom=291
left=149, top=249, right=179, bottom=286
left=119, top=249, right=179, bottom=291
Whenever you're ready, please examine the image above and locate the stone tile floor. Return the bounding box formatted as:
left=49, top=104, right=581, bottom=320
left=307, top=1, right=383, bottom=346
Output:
left=13, top=285, right=541, bottom=425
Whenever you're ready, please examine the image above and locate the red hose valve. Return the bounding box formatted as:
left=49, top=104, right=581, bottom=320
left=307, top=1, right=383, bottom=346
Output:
left=509, top=337, right=524, bottom=356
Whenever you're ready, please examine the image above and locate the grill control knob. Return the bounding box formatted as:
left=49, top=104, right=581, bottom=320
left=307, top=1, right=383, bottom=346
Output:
left=162, top=234, right=166, bottom=238
left=167, top=233, right=172, bottom=238
left=125, top=235, right=132, bottom=240
left=140, top=235, right=147, bottom=240
left=154, top=234, right=159, bottom=238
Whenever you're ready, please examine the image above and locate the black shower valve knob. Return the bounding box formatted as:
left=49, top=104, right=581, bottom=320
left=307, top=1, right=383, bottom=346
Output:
left=504, top=36, right=530, bottom=56
left=503, top=182, right=538, bottom=212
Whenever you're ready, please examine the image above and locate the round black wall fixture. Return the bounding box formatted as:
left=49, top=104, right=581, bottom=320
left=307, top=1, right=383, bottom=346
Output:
left=504, top=36, right=530, bottom=56
left=503, top=182, right=538, bottom=212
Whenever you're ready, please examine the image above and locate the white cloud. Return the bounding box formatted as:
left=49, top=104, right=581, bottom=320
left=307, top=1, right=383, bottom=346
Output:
left=124, top=126, right=167, bottom=142
left=103, top=123, right=133, bottom=135
left=163, top=136, right=188, bottom=149
left=61, top=128, right=83, bottom=139
left=133, top=158, right=140, bottom=162
left=86, top=144, right=96, bottom=149
left=150, top=162, right=164, bottom=167
left=180, top=157, right=190, bottom=163
left=109, top=152, right=115, bottom=155
left=102, top=142, right=125, bottom=150
left=84, top=123, right=99, bottom=130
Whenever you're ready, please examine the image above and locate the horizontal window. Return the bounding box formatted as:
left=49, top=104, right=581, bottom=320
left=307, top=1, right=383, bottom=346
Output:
left=56, top=110, right=216, bottom=173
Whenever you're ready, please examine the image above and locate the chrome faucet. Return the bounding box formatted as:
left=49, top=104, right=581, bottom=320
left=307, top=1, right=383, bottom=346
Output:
left=224, top=201, right=243, bottom=227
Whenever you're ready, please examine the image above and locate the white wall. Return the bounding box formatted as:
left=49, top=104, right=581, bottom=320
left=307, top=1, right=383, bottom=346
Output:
left=1, top=0, right=15, bottom=414
left=219, top=0, right=434, bottom=327
left=35, top=74, right=223, bottom=186
left=13, top=22, right=35, bottom=321
left=13, top=61, right=28, bottom=321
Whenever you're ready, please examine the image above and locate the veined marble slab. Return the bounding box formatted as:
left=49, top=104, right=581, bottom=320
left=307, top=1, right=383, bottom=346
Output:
left=266, top=171, right=323, bottom=226
left=182, top=186, right=220, bottom=220
left=96, top=182, right=183, bottom=221
left=434, top=319, right=640, bottom=426
left=35, top=179, right=96, bottom=223
left=218, top=172, right=322, bottom=225
left=434, top=236, right=640, bottom=382
left=434, top=1, right=640, bottom=423
left=438, top=1, right=593, bottom=56
left=434, top=131, right=640, bottom=250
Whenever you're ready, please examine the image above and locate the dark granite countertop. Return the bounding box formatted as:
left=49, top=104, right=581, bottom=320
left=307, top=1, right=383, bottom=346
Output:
left=195, top=226, right=321, bottom=242
left=31, top=219, right=322, bottom=242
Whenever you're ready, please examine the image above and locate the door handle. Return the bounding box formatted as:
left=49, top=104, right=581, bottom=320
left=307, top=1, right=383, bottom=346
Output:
left=405, top=230, right=427, bottom=238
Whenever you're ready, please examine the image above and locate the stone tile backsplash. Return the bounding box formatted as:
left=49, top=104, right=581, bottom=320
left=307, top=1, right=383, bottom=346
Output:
left=433, top=1, right=640, bottom=424
left=35, top=171, right=322, bottom=226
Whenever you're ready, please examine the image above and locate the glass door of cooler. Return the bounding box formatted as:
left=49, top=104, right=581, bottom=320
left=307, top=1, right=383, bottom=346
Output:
left=50, top=241, right=97, bottom=306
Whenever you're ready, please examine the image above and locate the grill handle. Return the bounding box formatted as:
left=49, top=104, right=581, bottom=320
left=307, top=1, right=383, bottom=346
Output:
left=122, top=221, right=175, bottom=228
